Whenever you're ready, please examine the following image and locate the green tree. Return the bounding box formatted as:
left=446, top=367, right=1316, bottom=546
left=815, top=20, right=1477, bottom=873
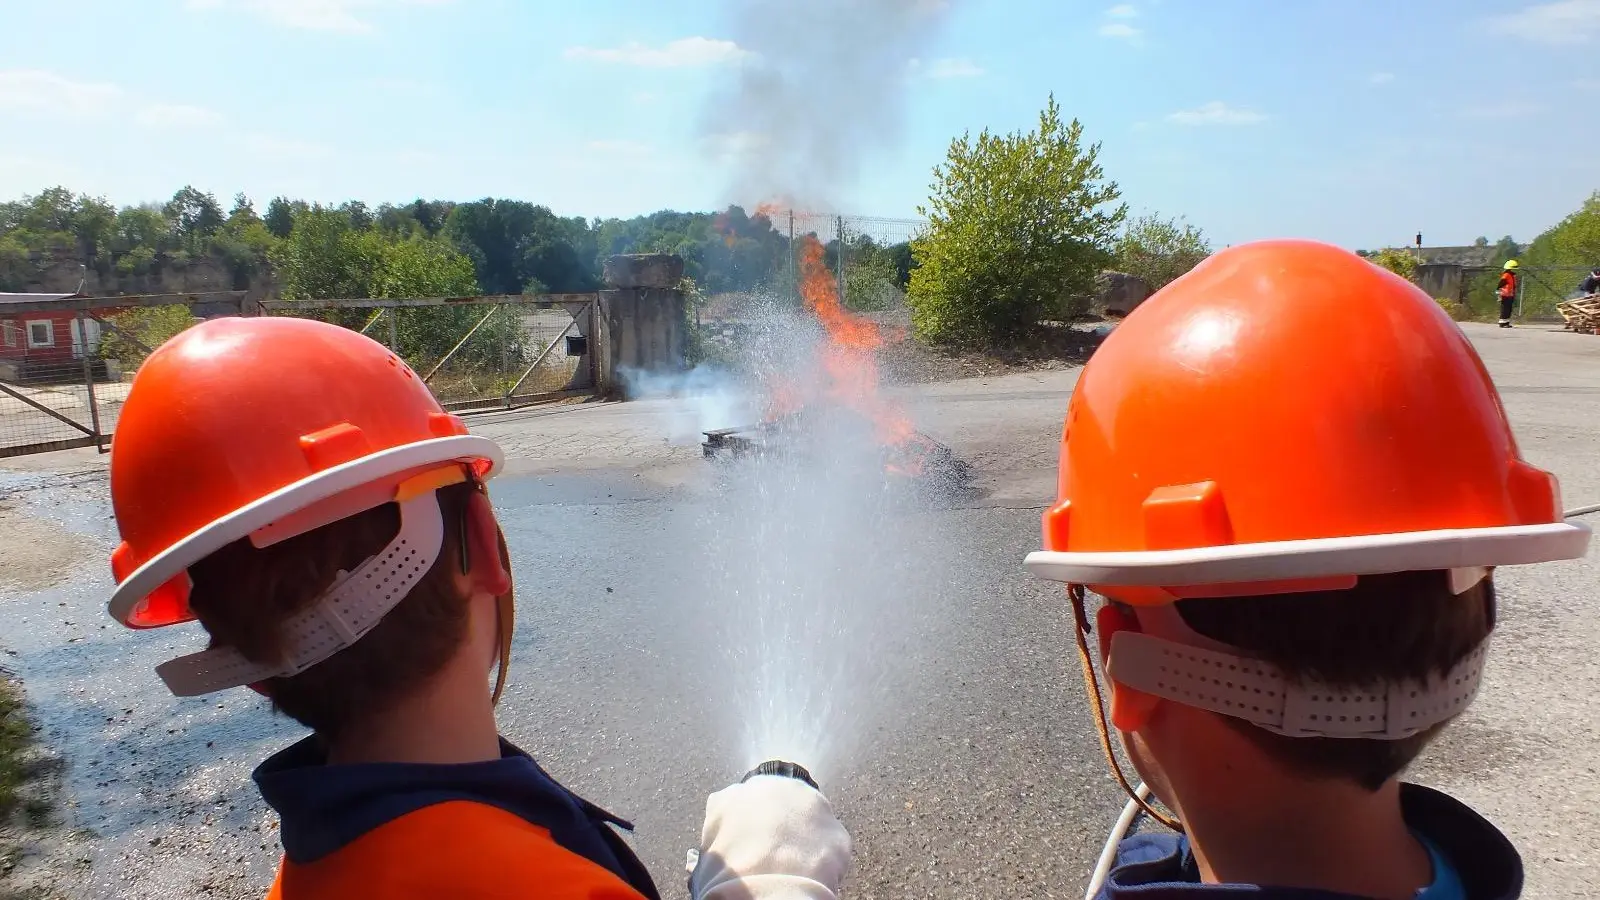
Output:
left=113, top=206, right=175, bottom=254
left=1114, top=212, right=1212, bottom=290
left=228, top=193, right=262, bottom=226
left=270, top=205, right=496, bottom=361
left=100, top=305, right=197, bottom=367
left=908, top=95, right=1126, bottom=347
left=444, top=199, right=599, bottom=294
left=213, top=218, right=278, bottom=288
left=165, top=186, right=225, bottom=251
left=264, top=196, right=306, bottom=239
left=340, top=200, right=374, bottom=231
left=842, top=252, right=901, bottom=312
left=1367, top=247, right=1419, bottom=279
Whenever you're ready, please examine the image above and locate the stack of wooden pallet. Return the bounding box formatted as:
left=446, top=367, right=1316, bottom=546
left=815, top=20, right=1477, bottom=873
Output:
left=1557, top=294, right=1600, bottom=334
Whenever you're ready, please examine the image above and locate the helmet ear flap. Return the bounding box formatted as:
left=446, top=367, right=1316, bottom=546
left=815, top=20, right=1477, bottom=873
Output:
left=1094, top=603, right=1159, bottom=733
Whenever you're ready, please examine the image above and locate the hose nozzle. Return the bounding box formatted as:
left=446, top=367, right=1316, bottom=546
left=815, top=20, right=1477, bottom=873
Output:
left=743, top=759, right=819, bottom=790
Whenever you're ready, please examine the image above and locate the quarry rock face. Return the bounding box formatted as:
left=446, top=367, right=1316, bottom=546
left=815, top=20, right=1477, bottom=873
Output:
left=1094, top=270, right=1152, bottom=318
left=603, top=254, right=686, bottom=290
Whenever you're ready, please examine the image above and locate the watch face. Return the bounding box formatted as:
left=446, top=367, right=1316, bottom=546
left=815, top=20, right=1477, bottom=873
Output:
left=744, top=759, right=819, bottom=790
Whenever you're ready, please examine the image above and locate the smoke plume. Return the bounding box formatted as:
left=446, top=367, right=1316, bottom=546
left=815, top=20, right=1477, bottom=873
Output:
left=702, top=0, right=956, bottom=209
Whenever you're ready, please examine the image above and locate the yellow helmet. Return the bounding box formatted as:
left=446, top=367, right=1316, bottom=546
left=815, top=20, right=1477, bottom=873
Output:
left=1504, top=259, right=1520, bottom=270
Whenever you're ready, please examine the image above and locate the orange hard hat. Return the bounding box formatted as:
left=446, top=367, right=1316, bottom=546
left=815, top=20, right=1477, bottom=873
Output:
left=1025, top=239, right=1589, bottom=601
left=107, top=316, right=503, bottom=630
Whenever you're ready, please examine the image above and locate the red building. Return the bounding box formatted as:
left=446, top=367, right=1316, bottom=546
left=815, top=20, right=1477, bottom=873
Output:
left=0, top=293, right=108, bottom=383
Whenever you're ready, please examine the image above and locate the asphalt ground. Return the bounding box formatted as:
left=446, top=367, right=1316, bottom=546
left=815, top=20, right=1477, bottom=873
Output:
left=0, top=322, right=1596, bottom=898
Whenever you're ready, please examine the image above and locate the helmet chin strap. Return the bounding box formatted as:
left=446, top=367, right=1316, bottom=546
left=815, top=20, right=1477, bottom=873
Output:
left=1068, top=585, right=1184, bottom=833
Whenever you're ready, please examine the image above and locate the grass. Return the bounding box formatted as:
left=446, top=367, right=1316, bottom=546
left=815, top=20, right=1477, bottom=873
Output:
left=0, top=678, right=31, bottom=820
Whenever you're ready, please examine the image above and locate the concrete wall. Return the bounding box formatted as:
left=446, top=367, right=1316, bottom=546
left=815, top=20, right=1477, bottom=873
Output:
left=1416, top=264, right=1464, bottom=302
left=595, top=254, right=689, bottom=398
left=6, top=246, right=274, bottom=308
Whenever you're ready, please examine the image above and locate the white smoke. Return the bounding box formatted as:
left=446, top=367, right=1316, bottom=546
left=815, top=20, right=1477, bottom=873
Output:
left=617, top=364, right=753, bottom=446
left=702, top=0, right=957, bottom=209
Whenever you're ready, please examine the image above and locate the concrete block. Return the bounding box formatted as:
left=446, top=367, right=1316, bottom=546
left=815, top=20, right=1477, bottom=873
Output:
left=603, top=254, right=686, bottom=290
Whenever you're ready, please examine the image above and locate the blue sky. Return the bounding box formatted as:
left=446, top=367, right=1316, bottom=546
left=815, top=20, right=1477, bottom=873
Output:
left=2, top=0, right=1597, bottom=248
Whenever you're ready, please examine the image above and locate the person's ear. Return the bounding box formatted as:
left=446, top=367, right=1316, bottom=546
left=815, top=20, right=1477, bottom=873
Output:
left=1096, top=603, right=1161, bottom=733
left=463, top=492, right=512, bottom=597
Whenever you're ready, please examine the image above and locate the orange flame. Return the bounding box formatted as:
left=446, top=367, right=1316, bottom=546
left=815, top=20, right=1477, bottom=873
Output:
left=790, top=234, right=915, bottom=447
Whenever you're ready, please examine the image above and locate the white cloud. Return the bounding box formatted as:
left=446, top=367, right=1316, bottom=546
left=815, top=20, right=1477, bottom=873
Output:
left=1167, top=101, right=1267, bottom=126
left=1098, top=22, right=1142, bottom=40
left=1099, top=4, right=1142, bottom=39
left=240, top=133, right=333, bottom=160
left=135, top=103, right=223, bottom=128
left=1486, top=0, right=1600, bottom=45
left=907, top=57, right=985, bottom=79
left=1368, top=72, right=1395, bottom=85
left=0, top=69, right=122, bottom=116
left=563, top=37, right=752, bottom=68
left=185, top=0, right=455, bottom=35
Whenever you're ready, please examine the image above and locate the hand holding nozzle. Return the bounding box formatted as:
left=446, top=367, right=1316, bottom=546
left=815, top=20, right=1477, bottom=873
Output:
left=687, top=760, right=852, bottom=900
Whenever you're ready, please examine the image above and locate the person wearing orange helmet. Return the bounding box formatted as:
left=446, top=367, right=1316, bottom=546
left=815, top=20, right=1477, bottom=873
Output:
left=1026, top=240, right=1589, bottom=899
left=104, top=316, right=852, bottom=900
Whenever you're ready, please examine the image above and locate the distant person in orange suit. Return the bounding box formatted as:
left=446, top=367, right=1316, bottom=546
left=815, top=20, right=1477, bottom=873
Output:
left=1497, top=260, right=1519, bottom=328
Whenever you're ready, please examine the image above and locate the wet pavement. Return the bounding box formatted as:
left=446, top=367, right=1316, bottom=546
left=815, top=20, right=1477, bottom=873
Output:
left=0, top=322, right=1598, bottom=898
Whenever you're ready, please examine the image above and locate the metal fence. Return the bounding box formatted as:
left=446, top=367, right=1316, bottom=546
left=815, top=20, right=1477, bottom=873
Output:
left=0, top=294, right=220, bottom=459
left=0, top=292, right=599, bottom=459
left=774, top=211, right=926, bottom=311
left=261, top=294, right=598, bottom=413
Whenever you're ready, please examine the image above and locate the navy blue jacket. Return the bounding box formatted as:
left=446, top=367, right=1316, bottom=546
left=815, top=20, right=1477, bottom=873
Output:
left=254, top=735, right=662, bottom=900
left=1095, top=784, right=1520, bottom=900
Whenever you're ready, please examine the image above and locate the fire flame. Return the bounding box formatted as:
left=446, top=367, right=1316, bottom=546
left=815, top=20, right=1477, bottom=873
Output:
left=711, top=206, right=921, bottom=471
left=793, top=234, right=915, bottom=447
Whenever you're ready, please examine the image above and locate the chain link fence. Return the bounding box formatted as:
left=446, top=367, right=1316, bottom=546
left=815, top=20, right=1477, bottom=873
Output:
left=0, top=301, right=172, bottom=459
left=778, top=212, right=925, bottom=312
left=1, top=293, right=599, bottom=458
left=261, top=296, right=598, bottom=412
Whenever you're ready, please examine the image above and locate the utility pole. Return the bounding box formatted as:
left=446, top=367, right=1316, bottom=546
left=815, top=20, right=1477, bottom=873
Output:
left=836, top=215, right=846, bottom=306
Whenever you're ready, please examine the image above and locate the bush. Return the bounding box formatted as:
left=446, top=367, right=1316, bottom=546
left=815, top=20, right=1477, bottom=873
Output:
left=99, top=305, right=197, bottom=369
left=1114, top=213, right=1211, bottom=290
left=1434, top=296, right=1474, bottom=321
left=842, top=253, right=902, bottom=312
left=908, top=95, right=1125, bottom=348
left=1367, top=247, right=1419, bottom=280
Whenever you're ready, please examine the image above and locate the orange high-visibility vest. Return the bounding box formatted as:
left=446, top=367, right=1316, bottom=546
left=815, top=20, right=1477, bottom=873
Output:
left=1498, top=271, right=1518, bottom=298
left=264, top=800, right=650, bottom=900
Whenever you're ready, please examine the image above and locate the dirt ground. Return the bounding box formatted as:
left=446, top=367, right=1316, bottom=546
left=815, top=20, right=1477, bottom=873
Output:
left=0, top=322, right=1597, bottom=898
left=0, top=502, right=96, bottom=596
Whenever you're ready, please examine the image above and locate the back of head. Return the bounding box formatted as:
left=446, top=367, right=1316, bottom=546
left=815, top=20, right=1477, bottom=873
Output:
left=186, top=482, right=478, bottom=736
left=104, top=317, right=506, bottom=719
left=1026, top=239, right=1589, bottom=800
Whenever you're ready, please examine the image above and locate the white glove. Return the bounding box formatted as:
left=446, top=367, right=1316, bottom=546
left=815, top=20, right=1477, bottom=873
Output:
left=688, top=774, right=853, bottom=900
